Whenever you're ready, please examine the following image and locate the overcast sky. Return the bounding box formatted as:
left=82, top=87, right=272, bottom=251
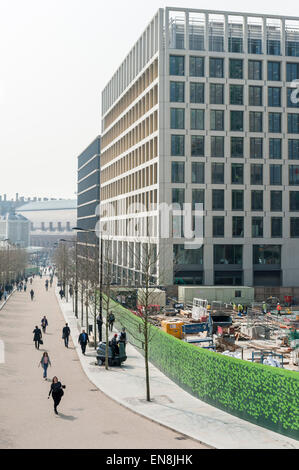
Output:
left=0, top=0, right=298, bottom=200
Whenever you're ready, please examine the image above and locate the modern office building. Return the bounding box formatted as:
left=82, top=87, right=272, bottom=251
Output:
left=77, top=136, right=101, bottom=256
left=100, top=7, right=299, bottom=288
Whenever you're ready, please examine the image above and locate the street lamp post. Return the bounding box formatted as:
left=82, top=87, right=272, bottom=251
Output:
left=72, top=227, right=101, bottom=348
left=59, top=239, right=78, bottom=319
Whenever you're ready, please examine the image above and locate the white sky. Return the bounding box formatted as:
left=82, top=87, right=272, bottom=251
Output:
left=0, top=0, right=298, bottom=200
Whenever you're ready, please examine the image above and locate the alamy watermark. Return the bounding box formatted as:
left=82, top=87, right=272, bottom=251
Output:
left=290, top=79, right=299, bottom=104
left=95, top=202, right=204, bottom=249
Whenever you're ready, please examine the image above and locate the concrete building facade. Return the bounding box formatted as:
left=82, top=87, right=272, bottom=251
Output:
left=0, top=213, right=30, bottom=247
left=100, top=7, right=299, bottom=288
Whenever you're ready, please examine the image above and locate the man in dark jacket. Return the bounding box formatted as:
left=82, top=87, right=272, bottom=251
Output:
left=62, top=323, right=71, bottom=348
left=78, top=330, right=89, bottom=355
left=33, top=326, right=42, bottom=349
left=41, top=316, right=48, bottom=333
left=110, top=334, right=119, bottom=358
left=108, top=311, right=115, bottom=332
left=30, top=289, right=34, bottom=301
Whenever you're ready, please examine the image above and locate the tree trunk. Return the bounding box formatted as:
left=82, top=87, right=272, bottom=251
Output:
left=144, top=317, right=150, bottom=402
left=105, top=298, right=110, bottom=370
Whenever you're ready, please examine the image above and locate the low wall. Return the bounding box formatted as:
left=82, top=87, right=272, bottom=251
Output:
left=112, top=301, right=299, bottom=441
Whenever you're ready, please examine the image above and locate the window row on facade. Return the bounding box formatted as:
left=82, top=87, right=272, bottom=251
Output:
left=170, top=108, right=299, bottom=133
left=170, top=55, right=299, bottom=81
left=171, top=134, right=299, bottom=159
left=171, top=161, right=299, bottom=186
left=170, top=81, right=299, bottom=108
left=172, top=188, right=299, bottom=212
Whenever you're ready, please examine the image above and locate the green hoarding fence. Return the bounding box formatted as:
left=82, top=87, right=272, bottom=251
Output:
left=111, top=300, right=299, bottom=441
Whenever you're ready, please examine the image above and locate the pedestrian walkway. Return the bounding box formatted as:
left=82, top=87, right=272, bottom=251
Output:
left=0, top=289, right=16, bottom=310
left=57, top=289, right=299, bottom=449
left=0, top=277, right=206, bottom=449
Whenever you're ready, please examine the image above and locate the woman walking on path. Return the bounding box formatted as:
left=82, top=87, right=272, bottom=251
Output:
left=33, top=325, right=42, bottom=349
left=48, top=377, right=66, bottom=415
left=39, top=352, right=51, bottom=380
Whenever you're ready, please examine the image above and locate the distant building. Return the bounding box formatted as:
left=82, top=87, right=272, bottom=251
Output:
left=0, top=213, right=30, bottom=247
left=16, top=199, right=77, bottom=248
left=77, top=136, right=100, bottom=255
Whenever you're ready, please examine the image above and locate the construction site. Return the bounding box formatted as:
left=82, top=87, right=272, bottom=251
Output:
left=116, top=287, right=299, bottom=372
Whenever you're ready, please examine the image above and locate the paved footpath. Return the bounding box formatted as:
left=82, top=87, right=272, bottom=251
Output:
left=0, top=277, right=207, bottom=449
left=58, top=287, right=299, bottom=450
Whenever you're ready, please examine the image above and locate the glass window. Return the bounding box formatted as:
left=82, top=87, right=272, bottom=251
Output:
left=209, top=58, right=224, bottom=78
left=190, top=82, right=204, bottom=103
left=289, top=139, right=299, bottom=159
left=268, top=87, right=281, bottom=107
left=191, top=109, right=204, bottom=130
left=229, top=37, right=243, bottom=53
left=269, top=138, right=282, bottom=159
left=189, top=56, right=205, bottom=77
left=212, top=189, right=224, bottom=210
left=267, top=39, right=281, bottom=56
left=271, top=217, right=282, bottom=237
left=252, top=217, right=263, bottom=237
left=172, top=188, right=185, bottom=208
left=210, top=83, right=224, bottom=104
left=171, top=162, right=185, bottom=183
left=192, top=189, right=204, bottom=210
left=210, top=110, right=224, bottom=131
left=231, top=137, right=244, bottom=158
left=250, top=138, right=263, bottom=158
left=209, top=34, right=224, bottom=52
left=211, top=136, right=224, bottom=158
left=229, top=59, right=243, bottom=78
left=214, top=245, right=243, bottom=265
left=248, top=60, right=262, bottom=80
left=230, top=111, right=243, bottom=131
left=211, top=163, right=224, bottom=184
left=248, top=38, right=262, bottom=55
left=191, top=135, right=204, bottom=156
left=287, top=62, right=299, bottom=82
left=251, top=164, right=263, bottom=184
left=232, top=216, right=244, bottom=237
left=213, top=217, right=224, bottom=237
left=290, top=191, right=299, bottom=210
left=253, top=245, right=281, bottom=265
left=232, top=190, right=244, bottom=210
left=288, top=114, right=299, bottom=134
left=287, top=88, right=299, bottom=108
left=286, top=41, right=299, bottom=57
left=214, top=271, right=243, bottom=286
left=269, top=113, right=281, bottom=133
left=231, top=163, right=244, bottom=184
left=230, top=85, right=243, bottom=105
left=250, top=112, right=263, bottom=132
left=270, top=164, right=282, bottom=185
left=271, top=191, right=282, bottom=211
left=170, top=81, right=185, bottom=102
left=249, top=86, right=263, bottom=106
left=289, top=165, right=299, bottom=185
left=171, top=135, right=185, bottom=156
left=268, top=61, right=281, bottom=81
left=170, top=55, right=185, bottom=76
left=171, top=108, right=185, bottom=129
left=290, top=218, right=299, bottom=237
left=191, top=162, right=205, bottom=183
left=251, top=190, right=263, bottom=210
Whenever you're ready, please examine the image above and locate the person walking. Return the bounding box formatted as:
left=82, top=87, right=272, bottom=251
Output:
left=78, top=330, right=89, bottom=355
left=62, top=323, right=71, bottom=348
left=30, top=289, right=34, bottom=301
left=50, top=278, right=53, bottom=288
left=96, top=313, right=103, bottom=342
left=30, top=277, right=33, bottom=285
left=59, top=289, right=64, bottom=300
left=45, top=280, right=49, bottom=291
left=108, top=311, right=115, bottom=332
left=118, top=327, right=127, bottom=352
left=48, top=376, right=66, bottom=415
left=33, top=326, right=42, bottom=349
left=41, top=316, right=48, bottom=334
left=39, top=352, right=51, bottom=380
